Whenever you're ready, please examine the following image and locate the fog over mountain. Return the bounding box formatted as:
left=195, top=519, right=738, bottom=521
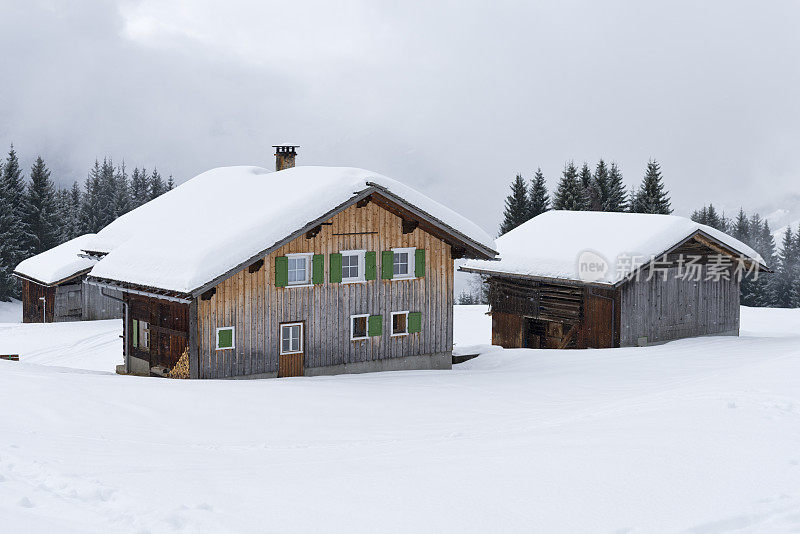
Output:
left=1, top=0, right=799, bottom=235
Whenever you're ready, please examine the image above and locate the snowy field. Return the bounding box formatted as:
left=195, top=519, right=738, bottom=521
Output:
left=2, top=305, right=800, bottom=532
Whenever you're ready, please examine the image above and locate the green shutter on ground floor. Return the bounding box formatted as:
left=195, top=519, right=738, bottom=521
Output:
left=368, top=315, right=383, bottom=336
left=312, top=254, right=324, bottom=284
left=275, top=256, right=288, bottom=287
left=408, top=312, right=422, bottom=334
left=381, top=250, right=394, bottom=279
left=132, top=319, right=138, bottom=348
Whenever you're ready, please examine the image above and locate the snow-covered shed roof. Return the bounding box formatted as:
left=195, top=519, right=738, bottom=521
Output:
left=13, top=234, right=98, bottom=286
left=462, top=211, right=767, bottom=286
left=88, top=166, right=496, bottom=295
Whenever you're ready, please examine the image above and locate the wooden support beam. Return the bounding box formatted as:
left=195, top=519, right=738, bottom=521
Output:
left=248, top=259, right=264, bottom=273
left=356, top=196, right=371, bottom=208
left=402, top=219, right=419, bottom=234
left=306, top=226, right=321, bottom=239
left=200, top=288, right=216, bottom=301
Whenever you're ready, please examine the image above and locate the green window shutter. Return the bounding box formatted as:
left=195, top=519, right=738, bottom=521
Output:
left=275, top=256, right=288, bottom=287
left=368, top=315, right=383, bottom=336
left=312, top=254, right=325, bottom=284
left=381, top=250, right=394, bottom=279
left=365, top=251, right=377, bottom=281
left=408, top=312, right=422, bottom=334
left=132, top=319, right=138, bottom=348
left=415, top=248, right=426, bottom=278
left=217, top=328, right=233, bottom=349
left=329, top=253, right=342, bottom=283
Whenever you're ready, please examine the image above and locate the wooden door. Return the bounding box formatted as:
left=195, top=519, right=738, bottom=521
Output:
left=278, top=322, right=304, bottom=377
left=584, top=292, right=614, bottom=348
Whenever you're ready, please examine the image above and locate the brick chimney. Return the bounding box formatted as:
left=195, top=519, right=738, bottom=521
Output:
left=273, top=144, right=299, bottom=171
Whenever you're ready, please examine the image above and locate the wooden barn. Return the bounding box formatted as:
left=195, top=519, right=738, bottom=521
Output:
left=13, top=234, right=123, bottom=323
left=85, top=146, right=497, bottom=378
left=461, top=211, right=769, bottom=349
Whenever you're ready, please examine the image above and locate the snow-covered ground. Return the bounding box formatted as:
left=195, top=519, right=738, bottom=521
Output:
left=1, top=306, right=800, bottom=532
left=0, top=298, right=22, bottom=323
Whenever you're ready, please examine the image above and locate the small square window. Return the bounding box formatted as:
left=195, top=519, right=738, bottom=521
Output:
left=280, top=323, right=303, bottom=354
left=351, top=314, right=369, bottom=340
left=392, top=248, right=415, bottom=279
left=287, top=254, right=312, bottom=285
left=216, top=326, right=235, bottom=350
left=340, top=250, right=366, bottom=282
left=391, top=311, right=408, bottom=336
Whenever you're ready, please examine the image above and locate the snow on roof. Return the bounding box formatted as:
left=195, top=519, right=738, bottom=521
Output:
left=88, top=166, right=495, bottom=294
left=14, top=234, right=98, bottom=285
left=463, top=211, right=766, bottom=285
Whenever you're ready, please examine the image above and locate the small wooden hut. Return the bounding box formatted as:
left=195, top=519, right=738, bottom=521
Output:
left=461, top=211, right=769, bottom=349
left=13, top=234, right=123, bottom=323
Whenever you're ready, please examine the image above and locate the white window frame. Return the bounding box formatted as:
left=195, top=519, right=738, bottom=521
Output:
left=340, top=249, right=366, bottom=283
left=391, top=247, right=416, bottom=279
left=391, top=311, right=409, bottom=337
left=350, top=313, right=370, bottom=341
left=215, top=326, right=236, bottom=350
left=280, top=322, right=304, bottom=354
left=286, top=253, right=313, bottom=286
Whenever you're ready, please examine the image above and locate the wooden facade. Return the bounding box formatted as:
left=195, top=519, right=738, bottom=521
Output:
left=195, top=199, right=454, bottom=378
left=126, top=294, right=189, bottom=370
left=20, top=275, right=123, bottom=323
left=482, top=235, right=752, bottom=350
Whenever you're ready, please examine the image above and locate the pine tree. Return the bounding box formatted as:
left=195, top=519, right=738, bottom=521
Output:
left=552, top=162, right=588, bottom=211
left=0, top=145, right=34, bottom=300
left=499, top=174, right=530, bottom=235
left=79, top=161, right=102, bottom=233
left=25, top=156, right=58, bottom=255
left=627, top=184, right=640, bottom=213
left=166, top=175, right=175, bottom=191
left=149, top=168, right=166, bottom=199
left=96, top=158, right=117, bottom=229
left=604, top=162, right=627, bottom=212
left=579, top=162, right=599, bottom=210
left=590, top=159, right=610, bottom=211
left=114, top=162, right=132, bottom=217
left=527, top=168, right=550, bottom=219
left=732, top=208, right=750, bottom=242
left=631, top=160, right=672, bottom=214
left=773, top=227, right=798, bottom=308
left=130, top=167, right=148, bottom=208
left=63, top=181, right=82, bottom=241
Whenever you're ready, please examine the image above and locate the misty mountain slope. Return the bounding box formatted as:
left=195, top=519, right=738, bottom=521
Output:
left=1, top=306, right=799, bottom=532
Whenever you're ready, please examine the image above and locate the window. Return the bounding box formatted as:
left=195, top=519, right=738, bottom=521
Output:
left=287, top=253, right=312, bottom=285
left=392, top=247, right=416, bottom=279
left=351, top=314, right=369, bottom=340
left=341, top=250, right=365, bottom=282
left=280, top=322, right=303, bottom=354
left=391, top=311, right=409, bottom=336
left=216, top=326, right=235, bottom=350
left=132, top=319, right=149, bottom=352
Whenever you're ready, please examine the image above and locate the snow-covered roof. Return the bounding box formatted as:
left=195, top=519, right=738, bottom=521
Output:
left=462, top=211, right=766, bottom=286
left=88, top=166, right=495, bottom=294
left=14, top=234, right=98, bottom=286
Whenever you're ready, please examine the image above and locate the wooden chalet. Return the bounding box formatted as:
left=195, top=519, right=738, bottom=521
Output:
left=13, top=235, right=122, bottom=323
left=85, top=146, right=497, bottom=378
left=461, top=211, right=769, bottom=349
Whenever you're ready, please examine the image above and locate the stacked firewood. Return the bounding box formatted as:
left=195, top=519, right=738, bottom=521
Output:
left=166, top=348, right=190, bottom=379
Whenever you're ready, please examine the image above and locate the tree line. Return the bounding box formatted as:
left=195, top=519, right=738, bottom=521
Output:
left=0, top=144, right=173, bottom=300
left=691, top=204, right=798, bottom=308
left=498, top=159, right=671, bottom=235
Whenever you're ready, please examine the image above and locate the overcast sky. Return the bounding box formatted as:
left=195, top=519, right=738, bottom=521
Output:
left=2, top=0, right=799, bottom=234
